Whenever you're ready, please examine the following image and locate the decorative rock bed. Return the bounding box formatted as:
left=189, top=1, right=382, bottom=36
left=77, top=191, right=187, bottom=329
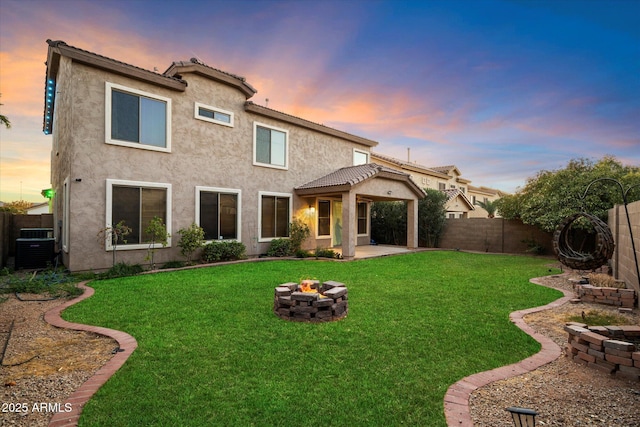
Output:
left=565, top=323, right=640, bottom=381
left=274, top=280, right=348, bottom=322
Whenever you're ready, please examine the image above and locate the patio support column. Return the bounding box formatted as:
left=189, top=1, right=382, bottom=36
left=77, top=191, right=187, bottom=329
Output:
left=407, top=199, right=418, bottom=249
left=341, top=191, right=356, bottom=259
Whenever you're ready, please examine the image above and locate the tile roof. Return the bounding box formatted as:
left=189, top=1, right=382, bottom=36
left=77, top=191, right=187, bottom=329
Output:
left=295, top=163, right=398, bottom=190
left=295, top=163, right=424, bottom=200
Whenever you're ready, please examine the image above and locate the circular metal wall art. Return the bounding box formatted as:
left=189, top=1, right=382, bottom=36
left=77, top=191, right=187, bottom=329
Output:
left=552, top=212, right=615, bottom=271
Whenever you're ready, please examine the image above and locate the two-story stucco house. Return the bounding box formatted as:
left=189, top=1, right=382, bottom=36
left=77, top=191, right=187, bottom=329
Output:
left=43, top=40, right=424, bottom=272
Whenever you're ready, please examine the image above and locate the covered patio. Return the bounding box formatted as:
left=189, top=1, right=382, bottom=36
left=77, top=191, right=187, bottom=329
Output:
left=295, top=163, right=426, bottom=260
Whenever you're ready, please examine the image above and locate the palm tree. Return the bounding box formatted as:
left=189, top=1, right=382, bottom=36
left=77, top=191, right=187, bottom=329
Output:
left=475, top=199, right=499, bottom=218
left=1, top=95, right=10, bottom=129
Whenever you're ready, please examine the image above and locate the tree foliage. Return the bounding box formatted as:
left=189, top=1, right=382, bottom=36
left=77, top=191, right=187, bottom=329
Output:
left=496, top=156, right=640, bottom=232
left=419, top=189, right=448, bottom=247
left=371, top=189, right=448, bottom=247
left=0, top=200, right=32, bottom=214
left=474, top=199, right=499, bottom=218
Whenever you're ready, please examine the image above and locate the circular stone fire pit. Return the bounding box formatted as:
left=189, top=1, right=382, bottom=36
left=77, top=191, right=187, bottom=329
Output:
left=274, top=280, right=348, bottom=322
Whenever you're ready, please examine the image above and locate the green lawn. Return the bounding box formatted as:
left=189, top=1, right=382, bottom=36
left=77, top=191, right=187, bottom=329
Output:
left=63, top=251, right=561, bottom=426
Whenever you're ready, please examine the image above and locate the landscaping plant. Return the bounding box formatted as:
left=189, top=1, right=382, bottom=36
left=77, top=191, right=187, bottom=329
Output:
left=177, top=223, right=205, bottom=264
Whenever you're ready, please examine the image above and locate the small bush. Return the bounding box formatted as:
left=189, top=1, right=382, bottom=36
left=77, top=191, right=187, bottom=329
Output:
left=266, top=239, right=292, bottom=257
left=295, top=249, right=312, bottom=258
left=178, top=223, right=205, bottom=264
left=103, top=262, right=143, bottom=278
left=314, top=248, right=342, bottom=259
left=289, top=219, right=310, bottom=253
left=161, top=260, right=186, bottom=269
left=202, top=241, right=247, bottom=262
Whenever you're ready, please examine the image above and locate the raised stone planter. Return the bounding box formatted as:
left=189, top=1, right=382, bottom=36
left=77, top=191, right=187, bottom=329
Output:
left=565, top=322, right=640, bottom=381
left=274, top=280, right=348, bottom=322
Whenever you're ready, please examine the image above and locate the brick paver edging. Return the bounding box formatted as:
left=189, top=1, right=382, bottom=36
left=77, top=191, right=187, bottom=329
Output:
left=443, top=274, right=574, bottom=426
left=43, top=282, right=138, bottom=427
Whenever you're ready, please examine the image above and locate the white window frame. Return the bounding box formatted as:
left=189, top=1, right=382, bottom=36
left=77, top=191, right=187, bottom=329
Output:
left=195, top=186, right=242, bottom=242
left=105, top=179, right=172, bottom=251
left=194, top=102, right=234, bottom=127
left=353, top=148, right=370, bottom=165
left=258, top=191, right=292, bottom=242
left=253, top=122, right=289, bottom=170
left=316, top=199, right=332, bottom=239
left=357, top=201, right=369, bottom=236
left=105, top=82, right=172, bottom=153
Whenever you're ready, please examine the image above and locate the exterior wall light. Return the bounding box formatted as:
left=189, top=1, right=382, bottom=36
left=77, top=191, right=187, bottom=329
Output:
left=506, top=407, right=538, bottom=427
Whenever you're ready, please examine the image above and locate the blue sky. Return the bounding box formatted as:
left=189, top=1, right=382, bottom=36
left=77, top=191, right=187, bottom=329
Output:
left=1, top=0, right=638, bottom=201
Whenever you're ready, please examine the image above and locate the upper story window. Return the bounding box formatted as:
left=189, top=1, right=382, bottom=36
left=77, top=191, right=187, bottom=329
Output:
left=195, top=102, right=234, bottom=127
left=106, top=82, right=171, bottom=152
left=253, top=122, right=288, bottom=169
left=438, top=182, right=446, bottom=191
left=353, top=149, right=369, bottom=165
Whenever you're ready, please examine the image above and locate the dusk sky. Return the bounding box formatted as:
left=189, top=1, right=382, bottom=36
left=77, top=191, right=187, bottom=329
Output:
left=1, top=0, right=638, bottom=202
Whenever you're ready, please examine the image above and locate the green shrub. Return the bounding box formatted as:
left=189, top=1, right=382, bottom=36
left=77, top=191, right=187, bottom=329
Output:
left=161, top=260, right=186, bottom=269
left=178, top=223, right=205, bottom=264
left=295, top=249, right=312, bottom=258
left=266, top=239, right=292, bottom=257
left=289, top=219, right=310, bottom=253
left=314, top=248, right=342, bottom=259
left=202, top=241, right=247, bottom=262
left=103, top=262, right=143, bottom=278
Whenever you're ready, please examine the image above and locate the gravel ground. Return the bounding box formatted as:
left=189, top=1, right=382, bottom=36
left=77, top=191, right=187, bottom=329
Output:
left=1, top=273, right=639, bottom=427
left=469, top=273, right=640, bottom=427
left=1, top=294, right=116, bottom=427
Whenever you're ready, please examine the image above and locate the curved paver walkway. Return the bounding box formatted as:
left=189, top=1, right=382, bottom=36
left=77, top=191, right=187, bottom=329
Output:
left=443, top=274, right=574, bottom=426
left=44, top=282, right=138, bottom=427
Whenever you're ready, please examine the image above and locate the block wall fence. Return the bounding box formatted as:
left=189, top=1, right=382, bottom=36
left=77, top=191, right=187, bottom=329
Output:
left=438, top=218, right=553, bottom=255
left=608, top=200, right=640, bottom=298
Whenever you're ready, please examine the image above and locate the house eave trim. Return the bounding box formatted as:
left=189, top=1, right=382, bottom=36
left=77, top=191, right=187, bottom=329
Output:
left=245, top=102, right=379, bottom=148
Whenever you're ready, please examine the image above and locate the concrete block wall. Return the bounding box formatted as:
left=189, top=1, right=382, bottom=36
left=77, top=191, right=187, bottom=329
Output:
left=609, top=201, right=640, bottom=298
left=438, top=218, right=553, bottom=254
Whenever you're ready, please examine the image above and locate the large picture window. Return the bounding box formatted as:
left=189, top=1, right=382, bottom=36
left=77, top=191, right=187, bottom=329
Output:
left=196, top=187, right=241, bottom=241
left=106, top=179, right=172, bottom=250
left=259, top=192, right=291, bottom=240
left=254, top=122, right=288, bottom=169
left=106, top=82, right=171, bottom=152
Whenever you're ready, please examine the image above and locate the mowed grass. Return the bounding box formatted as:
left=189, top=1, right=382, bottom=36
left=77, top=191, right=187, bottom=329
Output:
left=63, top=251, right=561, bottom=426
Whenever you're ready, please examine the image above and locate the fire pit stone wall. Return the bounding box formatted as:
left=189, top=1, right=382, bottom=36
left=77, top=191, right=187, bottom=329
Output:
left=274, top=280, right=348, bottom=322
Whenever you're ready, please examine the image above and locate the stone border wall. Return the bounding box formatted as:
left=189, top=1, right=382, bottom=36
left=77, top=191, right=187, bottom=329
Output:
left=564, top=323, right=640, bottom=381
left=574, top=284, right=636, bottom=308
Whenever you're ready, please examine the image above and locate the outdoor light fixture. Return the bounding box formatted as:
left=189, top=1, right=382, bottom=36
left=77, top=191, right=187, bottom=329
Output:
left=506, top=407, right=538, bottom=427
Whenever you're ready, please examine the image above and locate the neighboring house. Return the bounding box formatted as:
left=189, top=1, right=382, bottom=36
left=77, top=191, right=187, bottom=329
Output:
left=43, top=40, right=424, bottom=272
left=27, top=202, right=50, bottom=215
left=370, top=153, right=504, bottom=218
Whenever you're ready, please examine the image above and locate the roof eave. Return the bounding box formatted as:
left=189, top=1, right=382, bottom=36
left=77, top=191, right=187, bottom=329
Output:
left=245, top=102, right=378, bottom=148
left=164, top=62, right=256, bottom=99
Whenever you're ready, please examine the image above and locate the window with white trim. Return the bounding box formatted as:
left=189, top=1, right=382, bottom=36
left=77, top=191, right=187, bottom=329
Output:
left=353, top=149, right=369, bottom=165
left=106, top=82, right=171, bottom=152
left=254, top=122, right=288, bottom=169
left=317, top=200, right=331, bottom=237
left=196, top=187, right=241, bottom=241
left=195, top=102, right=234, bottom=127
left=259, top=192, right=291, bottom=240
left=106, top=179, right=172, bottom=250
left=357, top=202, right=368, bottom=235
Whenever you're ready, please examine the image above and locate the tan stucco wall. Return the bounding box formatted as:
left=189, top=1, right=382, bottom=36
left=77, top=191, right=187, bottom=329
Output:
left=52, top=62, right=375, bottom=271
left=609, top=200, right=640, bottom=297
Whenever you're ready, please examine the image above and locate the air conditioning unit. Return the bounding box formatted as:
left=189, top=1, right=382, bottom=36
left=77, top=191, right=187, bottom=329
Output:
left=20, top=228, right=53, bottom=238
left=15, top=238, right=55, bottom=270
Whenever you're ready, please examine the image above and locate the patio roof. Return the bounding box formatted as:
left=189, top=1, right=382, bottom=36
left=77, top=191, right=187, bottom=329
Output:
left=295, top=163, right=425, bottom=199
